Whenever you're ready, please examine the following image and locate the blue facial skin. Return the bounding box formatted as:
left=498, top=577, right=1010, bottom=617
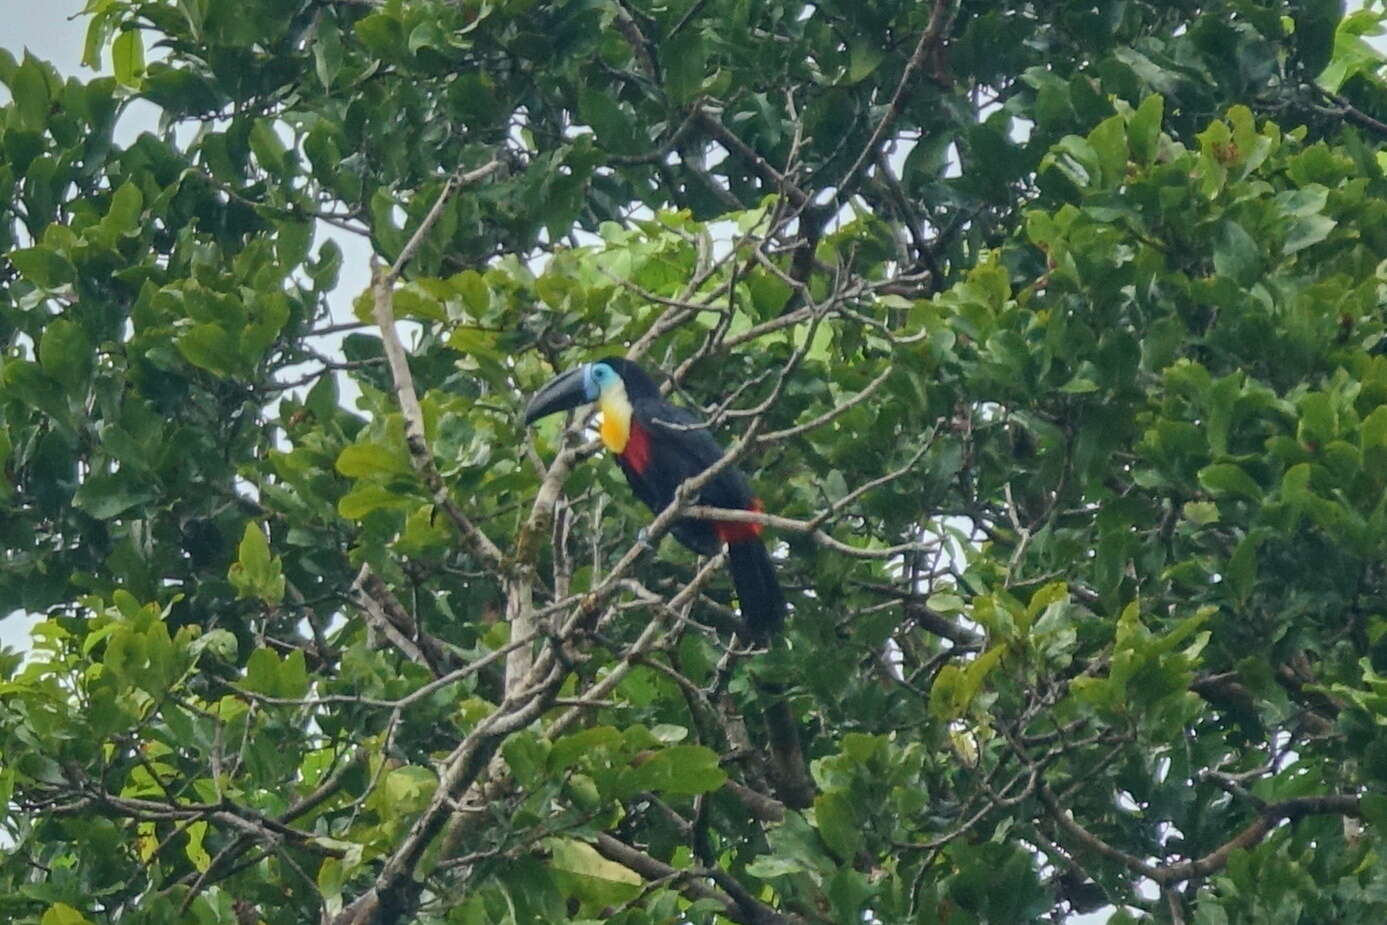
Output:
left=584, top=362, right=617, bottom=400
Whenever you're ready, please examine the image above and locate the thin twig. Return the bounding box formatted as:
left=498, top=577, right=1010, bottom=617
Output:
left=836, top=0, right=955, bottom=201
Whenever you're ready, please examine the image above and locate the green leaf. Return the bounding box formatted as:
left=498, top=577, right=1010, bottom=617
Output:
left=392, top=287, right=446, bottom=322
left=354, top=12, right=404, bottom=59
left=244, top=648, right=281, bottom=695
left=336, top=443, right=411, bottom=478
left=1129, top=94, right=1164, bottom=164
left=814, top=790, right=861, bottom=860
left=745, top=854, right=805, bottom=878
left=228, top=522, right=285, bottom=605
left=309, top=239, right=343, bottom=290
left=240, top=523, right=272, bottom=578
left=1226, top=532, right=1261, bottom=604
left=12, top=55, right=51, bottom=131
left=319, top=857, right=344, bottom=916
left=503, top=731, right=551, bottom=788
left=1183, top=501, right=1220, bottom=525
left=407, top=21, right=446, bottom=55
left=1283, top=214, right=1336, bottom=255
left=242, top=293, right=290, bottom=363
left=839, top=733, right=884, bottom=764
left=930, top=646, right=1005, bottom=720
left=377, top=765, right=437, bottom=814
left=550, top=726, right=623, bottom=770
left=9, top=246, right=76, bottom=288
left=1197, top=464, right=1263, bottom=501
left=1282, top=462, right=1313, bottom=505
left=279, top=649, right=309, bottom=699
left=73, top=471, right=156, bottom=520
left=847, top=38, right=884, bottom=84
left=1212, top=219, right=1261, bottom=286
left=185, top=820, right=211, bottom=872
left=578, top=89, right=638, bottom=153
left=337, top=483, right=412, bottom=520
left=314, top=14, right=343, bottom=90
left=112, top=28, right=145, bottom=88
left=0, top=429, right=11, bottom=498
left=176, top=323, right=241, bottom=377
left=452, top=270, right=490, bottom=315
left=1298, top=392, right=1337, bottom=445
left=547, top=837, right=641, bottom=905
left=448, top=325, right=501, bottom=359
left=626, top=745, right=726, bottom=795
left=746, top=269, right=792, bottom=320
left=1059, top=376, right=1098, bottom=394
left=189, top=629, right=238, bottom=662
left=1194, top=901, right=1231, bottom=925
left=275, top=218, right=313, bottom=269
left=38, top=319, right=93, bottom=392
left=250, top=119, right=289, bottom=177
left=926, top=592, right=965, bottom=613
left=104, top=182, right=144, bottom=238
left=1087, top=114, right=1129, bottom=188
left=664, top=31, right=707, bottom=104
left=1318, top=10, right=1387, bottom=92
left=82, top=9, right=114, bottom=70
left=1361, top=406, right=1387, bottom=450
left=1362, top=793, right=1387, bottom=829
left=41, top=904, right=93, bottom=925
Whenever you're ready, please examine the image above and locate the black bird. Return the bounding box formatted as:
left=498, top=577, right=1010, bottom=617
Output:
left=523, top=357, right=786, bottom=637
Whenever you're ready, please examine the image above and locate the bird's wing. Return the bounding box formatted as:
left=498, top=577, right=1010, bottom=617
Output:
left=639, top=400, right=755, bottom=511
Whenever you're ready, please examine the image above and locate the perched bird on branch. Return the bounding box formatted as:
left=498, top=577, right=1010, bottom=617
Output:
left=523, top=357, right=786, bottom=638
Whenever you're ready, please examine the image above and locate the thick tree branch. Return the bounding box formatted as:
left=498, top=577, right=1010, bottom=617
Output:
left=369, top=163, right=506, bottom=571
left=332, top=661, right=568, bottom=924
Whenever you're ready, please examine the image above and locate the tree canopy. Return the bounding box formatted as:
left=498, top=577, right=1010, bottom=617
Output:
left=4, top=0, right=1387, bottom=922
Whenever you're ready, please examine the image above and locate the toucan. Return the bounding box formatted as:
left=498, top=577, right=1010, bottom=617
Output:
left=523, top=357, right=786, bottom=637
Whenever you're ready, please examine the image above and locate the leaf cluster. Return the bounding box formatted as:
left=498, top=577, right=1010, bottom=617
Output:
left=3, top=2, right=1387, bottom=924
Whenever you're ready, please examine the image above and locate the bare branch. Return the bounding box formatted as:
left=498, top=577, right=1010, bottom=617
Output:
left=755, top=364, right=894, bottom=444
left=836, top=0, right=954, bottom=200
left=697, top=111, right=808, bottom=207
left=1040, top=783, right=1363, bottom=887
left=368, top=163, right=507, bottom=570
left=351, top=565, right=458, bottom=676
left=593, top=832, right=807, bottom=925
left=549, top=554, right=726, bottom=736
left=386, top=160, right=502, bottom=283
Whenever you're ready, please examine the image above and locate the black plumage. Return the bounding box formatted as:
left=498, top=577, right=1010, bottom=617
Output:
left=526, top=358, right=787, bottom=637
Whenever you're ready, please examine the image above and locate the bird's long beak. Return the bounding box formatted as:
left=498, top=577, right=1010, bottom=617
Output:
left=522, top=366, right=590, bottom=425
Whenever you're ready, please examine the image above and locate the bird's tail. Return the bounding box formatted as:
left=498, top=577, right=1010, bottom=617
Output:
left=727, top=539, right=786, bottom=638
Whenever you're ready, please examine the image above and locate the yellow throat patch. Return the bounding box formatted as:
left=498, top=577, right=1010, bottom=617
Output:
left=597, top=381, right=632, bottom=453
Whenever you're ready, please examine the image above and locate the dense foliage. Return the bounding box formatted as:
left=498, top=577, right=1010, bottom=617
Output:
left=4, top=0, right=1387, bottom=922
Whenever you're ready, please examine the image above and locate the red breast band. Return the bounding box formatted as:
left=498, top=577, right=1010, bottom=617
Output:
left=620, top=419, right=652, bottom=473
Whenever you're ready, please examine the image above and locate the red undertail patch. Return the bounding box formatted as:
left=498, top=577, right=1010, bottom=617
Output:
left=713, top=498, right=765, bottom=544
left=620, top=419, right=652, bottom=473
